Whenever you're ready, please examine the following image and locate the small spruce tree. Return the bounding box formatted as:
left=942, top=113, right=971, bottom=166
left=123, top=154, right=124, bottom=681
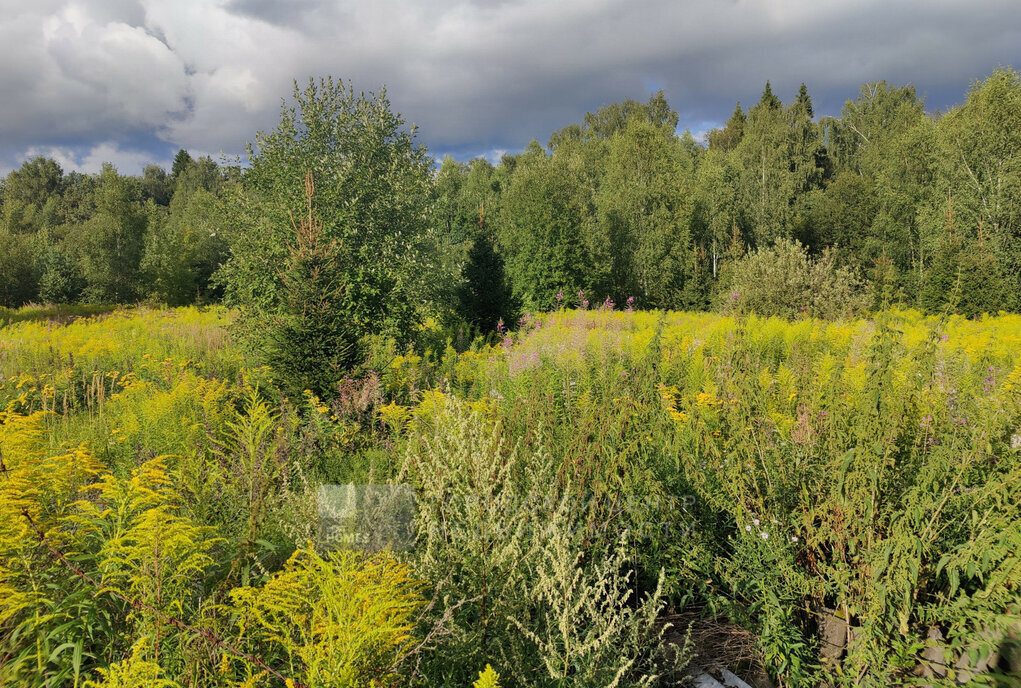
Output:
left=264, top=173, right=356, bottom=399
left=457, top=229, right=516, bottom=333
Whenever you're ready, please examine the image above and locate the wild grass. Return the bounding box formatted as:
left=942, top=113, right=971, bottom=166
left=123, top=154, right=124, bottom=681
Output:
left=1, top=304, right=1019, bottom=686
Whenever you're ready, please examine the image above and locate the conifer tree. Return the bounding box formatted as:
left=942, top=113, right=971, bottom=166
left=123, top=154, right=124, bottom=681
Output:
left=264, top=173, right=356, bottom=398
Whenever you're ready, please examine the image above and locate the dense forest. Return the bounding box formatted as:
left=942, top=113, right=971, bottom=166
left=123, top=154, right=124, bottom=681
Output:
left=2, top=68, right=1019, bottom=326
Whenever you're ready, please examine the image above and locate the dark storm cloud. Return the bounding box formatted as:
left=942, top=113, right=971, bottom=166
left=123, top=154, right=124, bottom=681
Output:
left=1, top=0, right=1019, bottom=173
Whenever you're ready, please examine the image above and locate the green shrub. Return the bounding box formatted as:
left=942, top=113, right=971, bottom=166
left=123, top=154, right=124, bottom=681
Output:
left=259, top=173, right=357, bottom=399
left=227, top=547, right=423, bottom=688
left=400, top=397, right=685, bottom=687
left=722, top=238, right=868, bottom=320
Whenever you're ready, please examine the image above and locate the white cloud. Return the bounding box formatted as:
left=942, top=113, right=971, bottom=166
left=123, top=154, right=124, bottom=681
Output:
left=485, top=149, right=508, bottom=164
left=21, top=142, right=171, bottom=174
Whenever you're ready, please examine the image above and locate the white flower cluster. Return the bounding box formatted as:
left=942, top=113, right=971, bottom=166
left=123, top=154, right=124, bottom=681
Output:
left=744, top=513, right=798, bottom=543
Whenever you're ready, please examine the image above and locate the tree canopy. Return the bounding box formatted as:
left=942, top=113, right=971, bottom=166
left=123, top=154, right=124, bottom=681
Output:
left=3, top=68, right=1021, bottom=322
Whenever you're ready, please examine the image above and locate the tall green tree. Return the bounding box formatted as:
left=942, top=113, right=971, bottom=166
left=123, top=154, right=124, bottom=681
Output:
left=140, top=164, right=173, bottom=206
left=70, top=164, right=146, bottom=302
left=497, top=142, right=591, bottom=311
left=37, top=245, right=85, bottom=304
left=920, top=230, right=1009, bottom=317
left=141, top=188, right=226, bottom=305
left=171, top=149, right=194, bottom=179
left=706, top=103, right=746, bottom=152
left=218, top=77, right=445, bottom=388
left=592, top=117, right=696, bottom=306
left=265, top=173, right=357, bottom=398
left=1, top=157, right=63, bottom=209
left=933, top=68, right=1021, bottom=304
left=435, top=157, right=516, bottom=331
left=581, top=90, right=679, bottom=141
left=1, top=157, right=64, bottom=235
left=733, top=83, right=823, bottom=246
left=693, top=148, right=743, bottom=279
left=0, top=229, right=38, bottom=307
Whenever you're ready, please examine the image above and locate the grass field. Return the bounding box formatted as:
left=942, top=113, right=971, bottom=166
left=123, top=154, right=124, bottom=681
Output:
left=2, top=306, right=1019, bottom=686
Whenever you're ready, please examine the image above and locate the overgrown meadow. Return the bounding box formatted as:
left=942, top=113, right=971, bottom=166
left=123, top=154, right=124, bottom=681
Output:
left=1, top=305, right=1019, bottom=687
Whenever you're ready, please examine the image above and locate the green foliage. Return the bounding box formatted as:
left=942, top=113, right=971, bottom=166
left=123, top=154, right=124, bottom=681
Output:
left=662, top=313, right=1021, bottom=684
left=76, top=459, right=219, bottom=676
left=723, top=238, right=868, bottom=319
left=83, top=639, right=181, bottom=688
left=457, top=232, right=516, bottom=333
left=706, top=103, right=745, bottom=152
left=228, top=547, right=423, bottom=688
left=921, top=231, right=1010, bottom=317
left=3, top=305, right=1021, bottom=687
left=591, top=117, right=696, bottom=307
left=171, top=150, right=194, bottom=180
left=497, top=142, right=591, bottom=311
left=69, top=165, right=147, bottom=303
left=511, top=521, right=677, bottom=688
left=692, top=148, right=741, bottom=282
left=5, top=64, right=1021, bottom=688
left=141, top=188, right=226, bottom=305
left=259, top=173, right=357, bottom=398
left=731, top=83, right=823, bottom=245
left=583, top=90, right=679, bottom=141
left=0, top=148, right=229, bottom=310
left=140, top=165, right=173, bottom=207
left=0, top=412, right=108, bottom=687
left=933, top=68, right=1021, bottom=306
left=401, top=397, right=685, bottom=687
left=433, top=156, right=516, bottom=333
left=0, top=229, right=38, bottom=307
left=219, top=77, right=447, bottom=364
left=38, top=245, right=86, bottom=304
left=1, top=70, right=1020, bottom=318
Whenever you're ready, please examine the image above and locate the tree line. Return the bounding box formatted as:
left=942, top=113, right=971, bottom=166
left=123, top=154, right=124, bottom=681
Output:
left=2, top=68, right=1019, bottom=328
left=0, top=151, right=228, bottom=307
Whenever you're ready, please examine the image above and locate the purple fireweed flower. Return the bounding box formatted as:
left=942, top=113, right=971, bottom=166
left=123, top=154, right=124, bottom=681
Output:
left=730, top=291, right=741, bottom=300
left=496, top=319, right=505, bottom=334
left=578, top=290, right=589, bottom=309
left=603, top=297, right=615, bottom=311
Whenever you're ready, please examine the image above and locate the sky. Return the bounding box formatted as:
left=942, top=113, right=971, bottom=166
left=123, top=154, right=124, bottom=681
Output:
left=1, top=0, right=1020, bottom=175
